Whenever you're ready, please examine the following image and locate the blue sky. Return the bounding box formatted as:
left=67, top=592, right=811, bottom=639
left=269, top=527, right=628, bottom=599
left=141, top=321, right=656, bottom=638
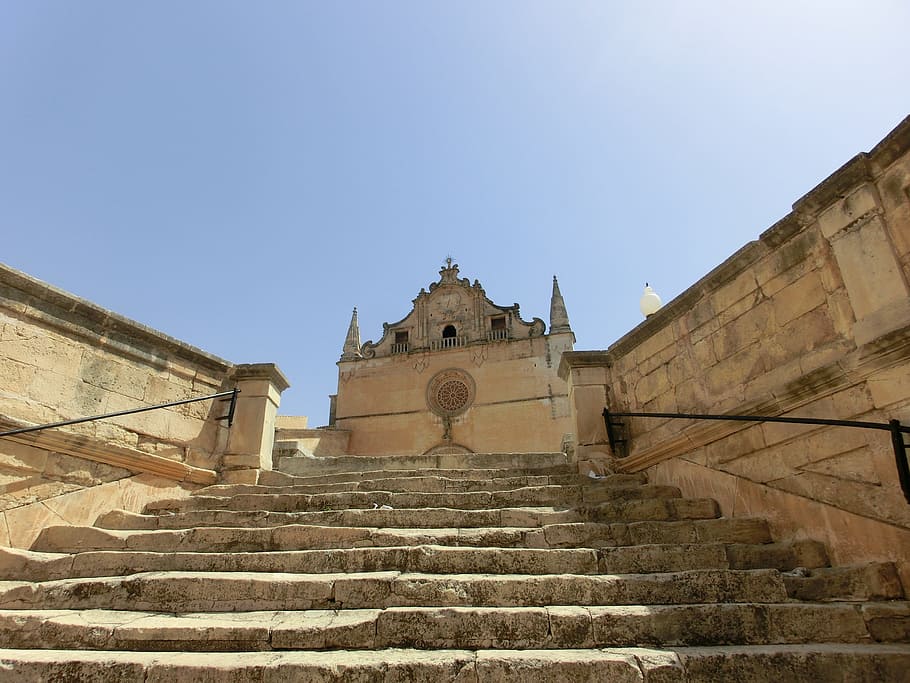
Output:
left=2, top=2, right=908, bottom=425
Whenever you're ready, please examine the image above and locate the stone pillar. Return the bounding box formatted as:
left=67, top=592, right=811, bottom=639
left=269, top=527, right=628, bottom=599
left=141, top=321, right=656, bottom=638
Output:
left=221, top=363, right=290, bottom=484
left=811, top=167, right=910, bottom=346
left=558, top=351, right=616, bottom=474
left=328, top=394, right=337, bottom=427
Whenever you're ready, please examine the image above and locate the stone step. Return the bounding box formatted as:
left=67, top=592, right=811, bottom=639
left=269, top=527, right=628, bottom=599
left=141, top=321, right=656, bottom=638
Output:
left=0, top=569, right=788, bottom=611
left=258, top=463, right=579, bottom=487
left=1, top=540, right=831, bottom=582
left=275, top=451, right=570, bottom=477
left=32, top=518, right=772, bottom=554
left=98, top=498, right=721, bottom=531
left=0, top=602, right=902, bottom=652
left=143, top=484, right=683, bottom=514
left=2, top=645, right=910, bottom=682
left=197, top=472, right=647, bottom=496
left=0, top=543, right=710, bottom=582
left=783, top=562, right=906, bottom=602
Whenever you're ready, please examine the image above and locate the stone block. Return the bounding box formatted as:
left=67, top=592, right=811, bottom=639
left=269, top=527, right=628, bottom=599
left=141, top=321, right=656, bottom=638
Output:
left=376, top=606, right=549, bottom=648
left=634, top=366, right=670, bottom=405
left=830, top=215, right=909, bottom=321
left=784, top=562, right=904, bottom=602
left=691, top=336, right=717, bottom=369
left=79, top=355, right=149, bottom=402
left=218, top=469, right=260, bottom=485
left=474, top=650, right=642, bottom=682
left=570, top=385, right=608, bottom=446
left=861, top=602, right=910, bottom=642
left=772, top=271, right=827, bottom=326
left=704, top=425, right=766, bottom=467
left=0, top=440, right=49, bottom=475
left=817, top=182, right=882, bottom=238
left=682, top=297, right=718, bottom=339
left=712, top=269, right=759, bottom=316
left=704, top=344, right=761, bottom=402
left=713, top=302, right=772, bottom=361
left=666, top=347, right=697, bottom=387
left=0, top=357, right=37, bottom=398
left=771, top=471, right=910, bottom=528
left=868, top=362, right=910, bottom=409
left=220, top=454, right=262, bottom=469
left=633, top=324, right=679, bottom=367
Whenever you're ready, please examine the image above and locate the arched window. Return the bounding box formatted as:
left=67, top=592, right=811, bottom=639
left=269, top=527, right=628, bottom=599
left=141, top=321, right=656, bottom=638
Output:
left=442, top=325, right=457, bottom=339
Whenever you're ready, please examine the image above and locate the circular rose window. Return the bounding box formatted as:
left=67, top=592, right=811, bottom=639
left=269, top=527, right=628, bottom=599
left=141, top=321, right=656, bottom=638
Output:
left=427, top=368, right=476, bottom=417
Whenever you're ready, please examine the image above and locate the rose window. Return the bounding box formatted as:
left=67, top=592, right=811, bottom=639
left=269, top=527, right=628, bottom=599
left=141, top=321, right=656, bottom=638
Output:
left=436, top=380, right=469, bottom=412
left=426, top=368, right=476, bottom=417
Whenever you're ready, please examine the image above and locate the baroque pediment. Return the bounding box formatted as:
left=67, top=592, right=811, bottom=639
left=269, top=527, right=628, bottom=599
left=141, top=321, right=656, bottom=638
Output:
left=357, top=262, right=545, bottom=360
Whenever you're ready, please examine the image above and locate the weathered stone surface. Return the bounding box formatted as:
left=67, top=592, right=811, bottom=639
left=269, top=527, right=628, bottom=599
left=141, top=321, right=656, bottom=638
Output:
left=474, top=649, right=643, bottom=682
left=726, top=539, right=829, bottom=570
left=784, top=563, right=905, bottom=602
left=3, top=445, right=910, bottom=677
left=675, top=643, right=910, bottom=683
left=862, top=602, right=910, bottom=642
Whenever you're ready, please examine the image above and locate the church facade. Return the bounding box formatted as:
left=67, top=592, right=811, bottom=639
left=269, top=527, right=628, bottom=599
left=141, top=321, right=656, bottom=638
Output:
left=332, top=261, right=575, bottom=455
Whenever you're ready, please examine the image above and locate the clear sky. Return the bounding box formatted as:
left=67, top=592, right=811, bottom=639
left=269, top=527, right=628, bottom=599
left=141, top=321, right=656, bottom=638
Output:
left=2, top=2, right=908, bottom=425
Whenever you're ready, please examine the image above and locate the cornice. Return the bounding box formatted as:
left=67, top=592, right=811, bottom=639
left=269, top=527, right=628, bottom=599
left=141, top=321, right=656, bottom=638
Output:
left=0, top=262, right=232, bottom=374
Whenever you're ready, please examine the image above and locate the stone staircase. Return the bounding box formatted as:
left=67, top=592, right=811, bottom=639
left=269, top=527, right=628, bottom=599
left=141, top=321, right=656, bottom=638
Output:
left=0, top=451, right=908, bottom=681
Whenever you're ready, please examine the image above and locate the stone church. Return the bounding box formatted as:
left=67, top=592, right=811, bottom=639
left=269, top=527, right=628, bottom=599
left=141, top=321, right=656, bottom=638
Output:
left=0, top=115, right=909, bottom=678
left=331, top=260, right=575, bottom=456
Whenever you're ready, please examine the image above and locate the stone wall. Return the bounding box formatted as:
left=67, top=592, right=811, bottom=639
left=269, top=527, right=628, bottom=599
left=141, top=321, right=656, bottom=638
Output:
left=0, top=264, right=235, bottom=464
left=560, top=115, right=910, bottom=585
left=0, top=264, right=287, bottom=543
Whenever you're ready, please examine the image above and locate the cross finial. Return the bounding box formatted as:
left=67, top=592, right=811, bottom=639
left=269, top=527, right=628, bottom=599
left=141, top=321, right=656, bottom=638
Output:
left=445, top=255, right=454, bottom=269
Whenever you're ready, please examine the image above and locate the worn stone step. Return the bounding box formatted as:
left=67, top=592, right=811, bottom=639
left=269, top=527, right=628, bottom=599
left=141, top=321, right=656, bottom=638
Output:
left=672, top=643, right=910, bottom=682
left=33, top=517, right=771, bottom=554
left=143, top=484, right=683, bottom=514
left=0, top=602, right=900, bottom=652
left=258, top=463, right=579, bottom=487
left=783, top=562, right=906, bottom=602
left=98, top=497, right=720, bottom=532
left=527, top=518, right=772, bottom=549
left=4, top=541, right=781, bottom=582
left=726, top=539, right=829, bottom=571
left=197, top=473, right=647, bottom=497
left=275, top=452, right=570, bottom=477
left=0, top=569, right=788, bottom=611
left=3, top=645, right=910, bottom=682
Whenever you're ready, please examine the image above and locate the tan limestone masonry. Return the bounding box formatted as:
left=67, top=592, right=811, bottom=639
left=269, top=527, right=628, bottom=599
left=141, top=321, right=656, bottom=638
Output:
left=334, top=263, right=575, bottom=456
left=0, top=263, right=289, bottom=544
left=559, top=114, right=910, bottom=590
left=1, top=451, right=907, bottom=678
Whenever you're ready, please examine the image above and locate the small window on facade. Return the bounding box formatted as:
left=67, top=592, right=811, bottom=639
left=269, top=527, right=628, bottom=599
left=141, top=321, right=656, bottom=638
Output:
left=442, top=325, right=457, bottom=339
left=491, top=316, right=506, bottom=331
left=395, top=330, right=409, bottom=345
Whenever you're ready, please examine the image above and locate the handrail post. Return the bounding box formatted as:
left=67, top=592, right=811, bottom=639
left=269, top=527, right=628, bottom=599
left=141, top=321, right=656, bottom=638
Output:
left=216, top=387, right=240, bottom=427
left=890, top=419, right=910, bottom=504
left=602, top=408, right=626, bottom=456
left=221, top=363, right=290, bottom=484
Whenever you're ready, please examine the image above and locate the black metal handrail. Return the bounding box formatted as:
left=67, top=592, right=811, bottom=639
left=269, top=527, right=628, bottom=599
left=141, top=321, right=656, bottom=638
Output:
left=0, top=388, right=240, bottom=438
left=603, top=407, right=910, bottom=504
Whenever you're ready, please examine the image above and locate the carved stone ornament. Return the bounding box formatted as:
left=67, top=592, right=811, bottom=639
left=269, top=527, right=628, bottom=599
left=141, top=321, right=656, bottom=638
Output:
left=426, top=368, right=476, bottom=417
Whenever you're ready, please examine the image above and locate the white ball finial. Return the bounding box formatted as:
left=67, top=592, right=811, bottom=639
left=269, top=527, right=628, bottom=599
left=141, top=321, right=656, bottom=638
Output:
left=639, top=283, right=662, bottom=317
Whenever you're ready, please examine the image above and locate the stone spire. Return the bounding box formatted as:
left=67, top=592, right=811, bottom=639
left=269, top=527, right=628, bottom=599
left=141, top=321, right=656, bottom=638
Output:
left=549, top=276, right=572, bottom=334
left=340, top=307, right=362, bottom=360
